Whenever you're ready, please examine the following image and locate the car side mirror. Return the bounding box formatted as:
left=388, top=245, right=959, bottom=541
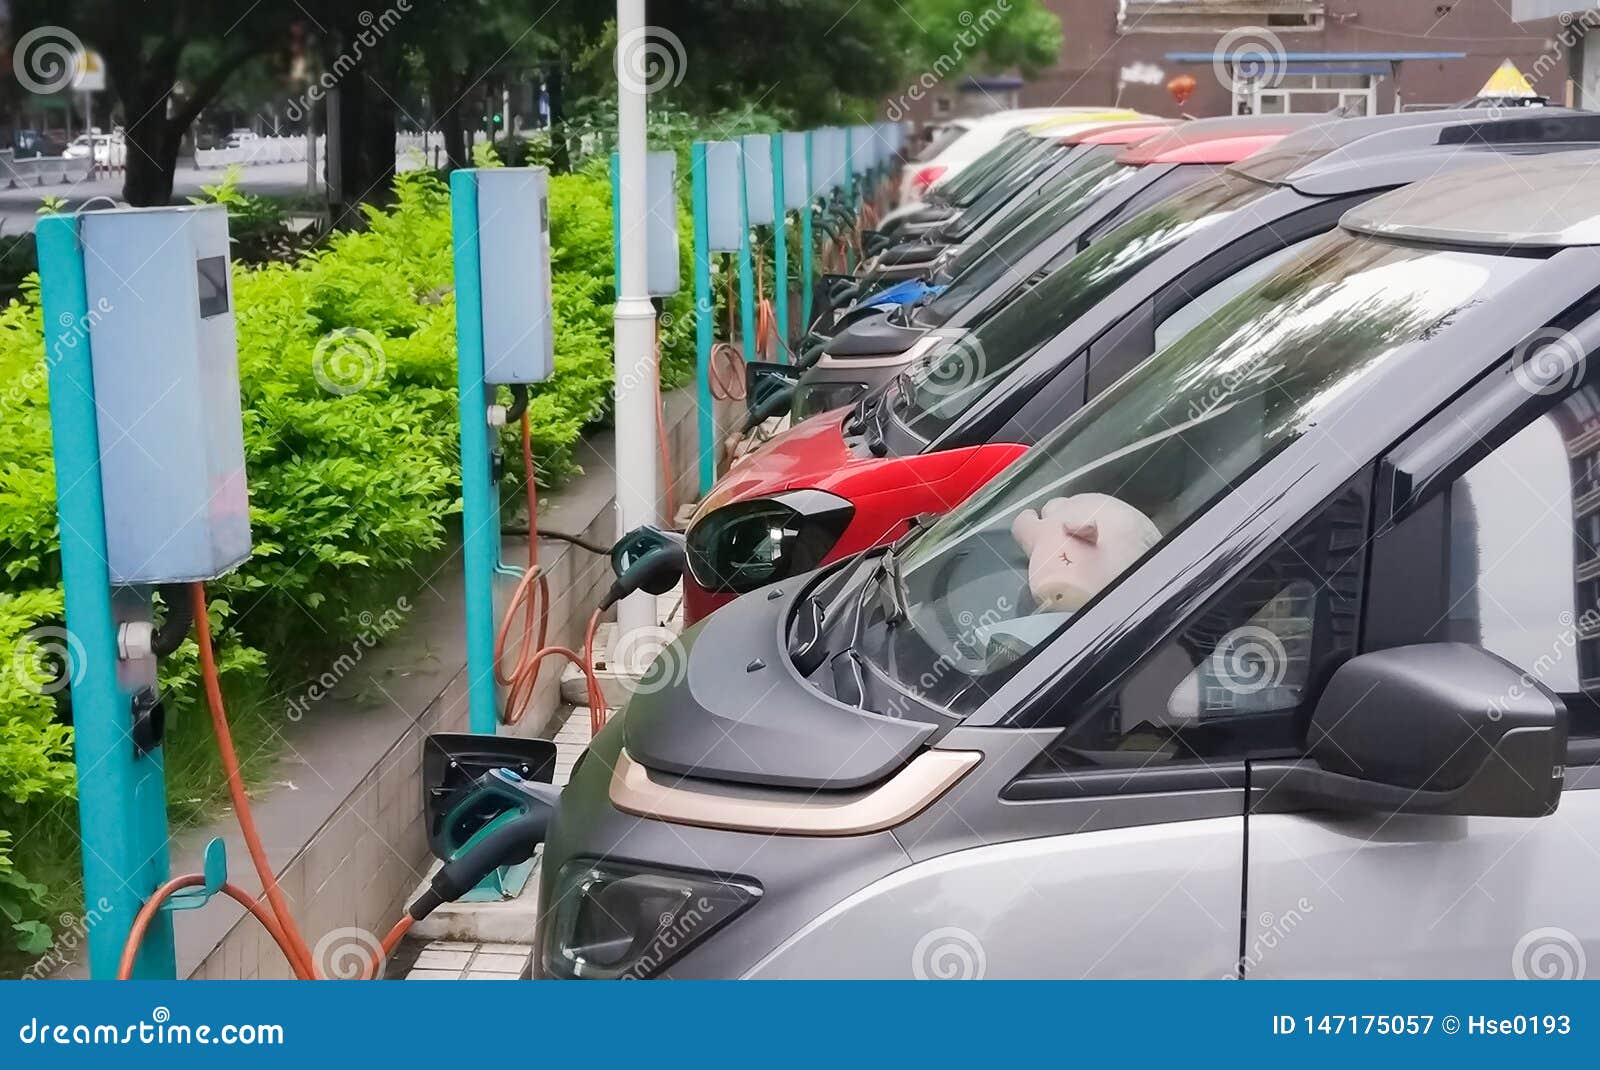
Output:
left=1254, top=643, right=1566, bottom=818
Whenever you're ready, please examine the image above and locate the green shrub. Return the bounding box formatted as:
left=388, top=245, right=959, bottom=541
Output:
left=189, top=167, right=321, bottom=265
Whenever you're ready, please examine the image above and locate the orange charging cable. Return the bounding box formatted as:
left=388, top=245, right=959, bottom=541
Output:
left=754, top=244, right=777, bottom=361
left=493, top=410, right=609, bottom=735
left=117, top=585, right=414, bottom=980
left=709, top=268, right=748, bottom=401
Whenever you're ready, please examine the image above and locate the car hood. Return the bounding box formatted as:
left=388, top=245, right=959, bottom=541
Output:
left=691, top=408, right=1029, bottom=557
left=622, top=578, right=939, bottom=790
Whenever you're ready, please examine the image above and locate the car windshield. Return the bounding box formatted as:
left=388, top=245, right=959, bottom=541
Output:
left=923, top=155, right=1138, bottom=320
left=897, top=171, right=1273, bottom=443
left=947, top=134, right=1052, bottom=206
left=850, top=230, right=1538, bottom=714
left=944, top=142, right=1074, bottom=239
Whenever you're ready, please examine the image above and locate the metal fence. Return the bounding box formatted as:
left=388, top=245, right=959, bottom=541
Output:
left=194, top=132, right=446, bottom=170
left=0, top=150, right=93, bottom=189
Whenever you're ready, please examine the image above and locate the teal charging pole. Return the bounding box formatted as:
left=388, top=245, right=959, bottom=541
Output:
left=38, top=215, right=177, bottom=980
left=801, top=131, right=815, bottom=331
left=771, top=135, right=789, bottom=359
left=450, top=169, right=499, bottom=736
left=690, top=142, right=715, bottom=494
left=736, top=153, right=756, bottom=358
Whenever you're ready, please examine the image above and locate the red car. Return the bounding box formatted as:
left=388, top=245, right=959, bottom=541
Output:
left=683, top=118, right=1311, bottom=623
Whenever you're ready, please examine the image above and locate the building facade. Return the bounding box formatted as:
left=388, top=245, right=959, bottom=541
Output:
left=896, top=0, right=1567, bottom=127
left=1513, top=1, right=1600, bottom=108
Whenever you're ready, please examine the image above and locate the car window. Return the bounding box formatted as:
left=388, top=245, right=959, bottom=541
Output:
left=846, top=232, right=1540, bottom=715
left=946, top=143, right=1075, bottom=239
left=1153, top=238, right=1322, bottom=350
left=1443, top=381, right=1600, bottom=741
left=923, top=156, right=1138, bottom=322
left=1028, top=486, right=1365, bottom=761
left=899, top=171, right=1276, bottom=442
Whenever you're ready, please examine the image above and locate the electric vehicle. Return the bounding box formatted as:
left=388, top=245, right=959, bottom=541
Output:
left=893, top=108, right=1106, bottom=212
left=536, top=150, right=1600, bottom=978
left=685, top=109, right=1600, bottom=623
left=805, top=119, right=1173, bottom=347
left=803, top=107, right=1540, bottom=411
left=800, top=114, right=1321, bottom=414
left=873, top=111, right=1147, bottom=253
left=848, top=118, right=1175, bottom=298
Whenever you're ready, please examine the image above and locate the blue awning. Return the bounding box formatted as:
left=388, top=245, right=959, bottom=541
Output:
left=962, top=75, right=1024, bottom=91
left=1166, top=50, right=1467, bottom=63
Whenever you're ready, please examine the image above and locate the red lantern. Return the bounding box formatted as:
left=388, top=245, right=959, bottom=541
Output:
left=1168, top=74, right=1197, bottom=108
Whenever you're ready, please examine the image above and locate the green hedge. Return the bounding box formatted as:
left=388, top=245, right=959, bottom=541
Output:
left=0, top=162, right=699, bottom=962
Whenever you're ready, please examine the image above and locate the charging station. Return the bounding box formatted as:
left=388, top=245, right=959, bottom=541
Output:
left=782, top=131, right=812, bottom=330
left=610, top=150, right=681, bottom=298
left=450, top=167, right=556, bottom=736
left=38, top=204, right=252, bottom=979
left=690, top=139, right=747, bottom=490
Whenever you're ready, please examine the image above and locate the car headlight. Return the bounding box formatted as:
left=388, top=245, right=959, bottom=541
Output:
left=791, top=380, right=869, bottom=421
left=542, top=859, right=761, bottom=979
left=685, top=489, right=854, bottom=594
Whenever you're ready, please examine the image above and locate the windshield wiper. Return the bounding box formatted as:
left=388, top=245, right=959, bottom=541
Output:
left=880, top=542, right=909, bottom=625
left=874, top=515, right=932, bottom=626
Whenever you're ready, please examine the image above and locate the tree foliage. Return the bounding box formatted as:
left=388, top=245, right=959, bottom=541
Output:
left=5, top=1, right=1061, bottom=207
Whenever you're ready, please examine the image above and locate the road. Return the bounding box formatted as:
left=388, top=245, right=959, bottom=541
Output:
left=0, top=162, right=315, bottom=235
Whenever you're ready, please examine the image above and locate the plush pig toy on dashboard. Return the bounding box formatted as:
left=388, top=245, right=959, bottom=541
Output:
left=1010, top=493, right=1162, bottom=613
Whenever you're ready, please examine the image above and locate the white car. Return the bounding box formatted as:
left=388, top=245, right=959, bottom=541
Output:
left=895, top=108, right=1112, bottom=207
left=62, top=133, right=121, bottom=165
left=224, top=129, right=260, bottom=149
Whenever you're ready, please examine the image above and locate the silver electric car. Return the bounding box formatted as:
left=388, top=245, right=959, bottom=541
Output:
left=510, top=151, right=1600, bottom=979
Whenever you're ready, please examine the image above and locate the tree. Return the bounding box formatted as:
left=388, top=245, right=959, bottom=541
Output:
left=10, top=1, right=295, bottom=205
left=563, top=0, right=1063, bottom=123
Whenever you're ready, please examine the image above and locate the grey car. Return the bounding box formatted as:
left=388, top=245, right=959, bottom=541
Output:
left=519, top=149, right=1600, bottom=979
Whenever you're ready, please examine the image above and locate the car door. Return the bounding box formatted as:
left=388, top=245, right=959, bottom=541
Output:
left=1244, top=340, right=1600, bottom=979
left=820, top=475, right=1376, bottom=979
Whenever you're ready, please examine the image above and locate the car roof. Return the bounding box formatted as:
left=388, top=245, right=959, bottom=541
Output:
left=1114, top=113, right=1326, bottom=165
left=1061, top=118, right=1177, bottom=146
left=1342, top=148, right=1600, bottom=248
left=1027, top=111, right=1147, bottom=137
left=960, top=108, right=1103, bottom=131
left=1236, top=109, right=1600, bottom=195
